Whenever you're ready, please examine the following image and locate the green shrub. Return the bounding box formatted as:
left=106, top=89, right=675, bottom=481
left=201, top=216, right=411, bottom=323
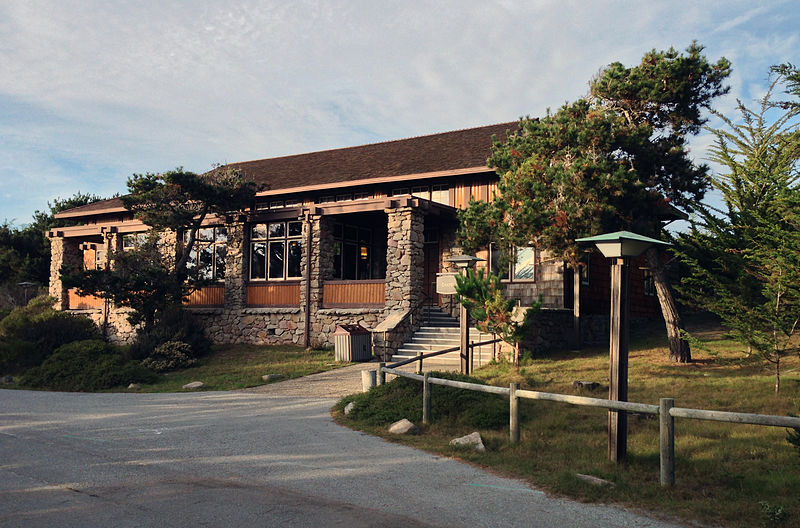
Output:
left=20, top=339, right=156, bottom=391
left=339, top=371, right=508, bottom=430
left=141, top=340, right=197, bottom=372
left=0, top=295, right=100, bottom=372
left=127, top=308, right=210, bottom=361
left=0, top=308, right=12, bottom=322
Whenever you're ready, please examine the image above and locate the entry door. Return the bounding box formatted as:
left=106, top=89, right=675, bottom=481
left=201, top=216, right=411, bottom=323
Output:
left=423, top=242, right=440, bottom=305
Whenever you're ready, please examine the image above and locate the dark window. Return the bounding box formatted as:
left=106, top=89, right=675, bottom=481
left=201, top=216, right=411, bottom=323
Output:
left=250, top=221, right=302, bottom=280
left=184, top=226, right=227, bottom=281
left=331, top=222, right=382, bottom=280
left=643, top=269, right=656, bottom=296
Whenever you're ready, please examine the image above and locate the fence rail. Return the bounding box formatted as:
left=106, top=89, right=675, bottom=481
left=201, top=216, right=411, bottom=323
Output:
left=376, top=365, right=800, bottom=487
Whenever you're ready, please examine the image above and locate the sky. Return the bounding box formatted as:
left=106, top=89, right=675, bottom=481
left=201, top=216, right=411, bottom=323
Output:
left=1, top=1, right=798, bottom=226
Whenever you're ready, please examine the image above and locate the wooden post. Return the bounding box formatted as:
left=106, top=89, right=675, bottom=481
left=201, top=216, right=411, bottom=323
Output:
left=417, top=351, right=423, bottom=375
left=660, top=398, right=675, bottom=487
left=377, top=362, right=386, bottom=386
left=468, top=340, right=475, bottom=375
left=422, top=372, right=431, bottom=425
left=460, top=302, right=468, bottom=374
left=573, top=267, right=581, bottom=349
left=361, top=370, right=376, bottom=392
left=608, top=256, right=630, bottom=463
left=509, top=382, right=520, bottom=444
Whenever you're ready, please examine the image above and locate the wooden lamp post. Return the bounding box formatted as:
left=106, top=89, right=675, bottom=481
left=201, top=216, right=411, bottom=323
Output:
left=445, top=254, right=484, bottom=374
left=575, top=231, right=670, bottom=462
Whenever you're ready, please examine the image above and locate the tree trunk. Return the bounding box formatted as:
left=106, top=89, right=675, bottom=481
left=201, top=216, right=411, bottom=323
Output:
left=775, top=356, right=780, bottom=394
left=645, top=248, right=691, bottom=363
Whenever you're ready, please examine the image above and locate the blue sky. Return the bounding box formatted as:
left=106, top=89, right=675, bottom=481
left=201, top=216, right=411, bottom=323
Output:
left=1, top=1, right=798, bottom=226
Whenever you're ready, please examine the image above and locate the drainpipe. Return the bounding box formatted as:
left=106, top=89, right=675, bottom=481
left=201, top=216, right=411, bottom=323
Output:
left=303, top=211, right=313, bottom=348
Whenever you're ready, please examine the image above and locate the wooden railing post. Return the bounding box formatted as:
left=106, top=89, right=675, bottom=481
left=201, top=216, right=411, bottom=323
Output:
left=417, top=351, right=423, bottom=375
left=510, top=382, right=520, bottom=444
left=660, top=398, right=675, bottom=487
left=469, top=340, right=475, bottom=375
left=423, top=372, right=431, bottom=425
left=377, top=363, right=386, bottom=386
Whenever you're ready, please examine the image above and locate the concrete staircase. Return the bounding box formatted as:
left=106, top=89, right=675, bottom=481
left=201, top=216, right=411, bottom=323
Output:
left=390, top=306, right=498, bottom=369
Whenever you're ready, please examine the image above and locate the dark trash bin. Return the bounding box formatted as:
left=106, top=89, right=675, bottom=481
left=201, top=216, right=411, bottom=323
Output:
left=334, top=324, right=372, bottom=362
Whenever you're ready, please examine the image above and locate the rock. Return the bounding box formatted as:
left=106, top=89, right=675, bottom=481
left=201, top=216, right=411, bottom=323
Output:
left=449, top=432, right=486, bottom=452
left=344, top=402, right=355, bottom=415
left=261, top=374, right=284, bottom=382
left=573, top=380, right=600, bottom=391
left=183, top=381, right=205, bottom=390
left=1, top=375, right=14, bottom=385
left=388, top=418, right=418, bottom=435
left=575, top=473, right=615, bottom=487
left=127, top=383, right=141, bottom=390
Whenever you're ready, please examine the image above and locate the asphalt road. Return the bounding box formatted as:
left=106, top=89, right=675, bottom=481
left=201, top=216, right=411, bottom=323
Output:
left=0, top=384, right=685, bottom=527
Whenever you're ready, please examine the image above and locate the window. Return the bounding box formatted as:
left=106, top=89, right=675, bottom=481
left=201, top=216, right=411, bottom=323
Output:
left=318, top=195, right=334, bottom=204
left=284, top=198, right=301, bottom=207
left=391, top=188, right=409, bottom=196
left=643, top=268, right=656, bottom=297
left=488, top=243, right=535, bottom=281
left=250, top=221, right=302, bottom=280
left=185, top=227, right=227, bottom=281
left=336, top=193, right=352, bottom=202
left=353, top=192, right=371, bottom=200
left=95, top=249, right=106, bottom=270
left=580, top=254, right=591, bottom=285
left=412, top=186, right=429, bottom=199
left=332, top=222, right=381, bottom=280
left=431, top=184, right=450, bottom=205
left=122, top=232, right=148, bottom=251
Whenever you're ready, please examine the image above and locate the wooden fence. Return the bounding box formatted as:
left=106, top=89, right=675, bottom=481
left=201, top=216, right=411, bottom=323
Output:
left=322, top=280, right=385, bottom=308
left=246, top=282, right=301, bottom=307
left=376, top=365, right=800, bottom=487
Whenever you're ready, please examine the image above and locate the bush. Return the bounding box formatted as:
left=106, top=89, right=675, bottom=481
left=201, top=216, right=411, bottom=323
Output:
left=339, top=371, right=508, bottom=430
left=20, top=339, right=156, bottom=391
left=0, top=295, right=100, bottom=372
left=127, top=308, right=210, bottom=361
left=141, top=340, right=197, bottom=372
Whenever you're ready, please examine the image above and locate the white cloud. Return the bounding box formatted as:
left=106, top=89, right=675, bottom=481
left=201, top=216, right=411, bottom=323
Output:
left=0, top=0, right=798, bottom=224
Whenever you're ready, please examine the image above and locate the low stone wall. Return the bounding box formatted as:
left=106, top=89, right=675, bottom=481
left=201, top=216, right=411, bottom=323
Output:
left=71, top=307, right=139, bottom=345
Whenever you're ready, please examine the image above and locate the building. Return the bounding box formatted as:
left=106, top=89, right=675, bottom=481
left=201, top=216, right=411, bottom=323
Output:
left=48, top=122, right=662, bottom=354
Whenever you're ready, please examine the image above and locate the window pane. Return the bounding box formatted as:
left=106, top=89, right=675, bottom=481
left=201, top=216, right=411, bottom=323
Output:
left=513, top=247, right=535, bottom=280
left=251, top=224, right=267, bottom=240
left=344, top=225, right=358, bottom=241
left=358, top=245, right=370, bottom=279
left=199, top=246, right=214, bottom=280
left=412, top=186, right=428, bottom=199
left=187, top=247, right=198, bottom=275
left=287, top=240, right=302, bottom=278
left=215, top=246, right=226, bottom=280
left=250, top=242, right=266, bottom=279
left=269, top=241, right=285, bottom=279
left=269, top=222, right=285, bottom=238
left=198, top=228, right=214, bottom=242
left=336, top=194, right=351, bottom=202
left=333, top=241, right=342, bottom=279
left=333, top=223, right=343, bottom=239
left=343, top=243, right=357, bottom=280
left=288, top=221, right=302, bottom=237
left=432, top=185, right=450, bottom=205
left=215, top=226, right=227, bottom=243
left=359, top=228, right=371, bottom=243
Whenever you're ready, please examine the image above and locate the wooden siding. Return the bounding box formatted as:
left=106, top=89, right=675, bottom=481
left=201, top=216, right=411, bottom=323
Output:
left=247, top=282, right=301, bottom=306
left=323, top=280, right=385, bottom=307
left=67, top=288, right=104, bottom=309
left=185, top=285, right=225, bottom=307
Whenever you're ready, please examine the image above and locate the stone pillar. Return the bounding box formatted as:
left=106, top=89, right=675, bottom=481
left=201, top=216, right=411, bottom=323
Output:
left=384, top=207, right=425, bottom=312
left=48, top=236, right=82, bottom=310
left=224, top=221, right=247, bottom=310
left=439, top=224, right=461, bottom=318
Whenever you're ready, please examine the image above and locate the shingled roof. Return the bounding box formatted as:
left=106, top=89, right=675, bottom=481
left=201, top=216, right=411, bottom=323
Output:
left=55, top=121, right=518, bottom=219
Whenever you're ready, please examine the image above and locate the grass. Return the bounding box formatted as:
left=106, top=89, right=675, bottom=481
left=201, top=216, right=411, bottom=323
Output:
left=334, top=319, right=800, bottom=528
left=124, top=344, right=339, bottom=392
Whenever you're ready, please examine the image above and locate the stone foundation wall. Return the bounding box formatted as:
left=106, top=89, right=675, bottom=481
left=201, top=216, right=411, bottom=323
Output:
left=72, top=307, right=139, bottom=345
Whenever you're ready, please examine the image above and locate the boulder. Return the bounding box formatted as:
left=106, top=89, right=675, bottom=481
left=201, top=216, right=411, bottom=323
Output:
left=1, top=375, right=14, bottom=385
left=449, top=432, right=486, bottom=452
left=388, top=418, right=418, bottom=435
left=344, top=402, right=355, bottom=415
left=127, top=383, right=141, bottom=390
left=573, top=380, right=600, bottom=391
left=261, top=374, right=284, bottom=382
left=183, top=381, right=205, bottom=390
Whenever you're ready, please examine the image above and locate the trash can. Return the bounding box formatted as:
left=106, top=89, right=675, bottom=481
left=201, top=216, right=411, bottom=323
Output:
left=334, top=324, right=372, bottom=362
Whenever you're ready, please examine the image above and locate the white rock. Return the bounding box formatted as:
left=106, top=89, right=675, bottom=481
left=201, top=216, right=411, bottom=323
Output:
left=449, top=431, right=486, bottom=452
left=183, top=381, right=205, bottom=389
left=575, top=473, right=615, bottom=487
left=344, top=402, right=355, bottom=415
left=127, top=383, right=141, bottom=390
left=261, top=374, right=283, bottom=382
left=388, top=418, right=418, bottom=435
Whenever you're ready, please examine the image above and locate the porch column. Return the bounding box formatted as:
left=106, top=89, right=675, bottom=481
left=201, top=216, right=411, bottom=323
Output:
left=48, top=235, right=81, bottom=310
left=224, top=221, right=247, bottom=310
left=306, top=215, right=333, bottom=346
left=384, top=206, right=425, bottom=312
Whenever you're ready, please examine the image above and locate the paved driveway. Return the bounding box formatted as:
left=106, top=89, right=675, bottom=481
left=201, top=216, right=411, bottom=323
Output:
left=0, top=373, right=684, bottom=527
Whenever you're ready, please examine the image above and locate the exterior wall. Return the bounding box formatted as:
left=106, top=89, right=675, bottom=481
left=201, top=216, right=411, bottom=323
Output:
left=49, top=237, right=82, bottom=310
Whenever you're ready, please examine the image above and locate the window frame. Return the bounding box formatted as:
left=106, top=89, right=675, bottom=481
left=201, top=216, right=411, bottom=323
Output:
left=184, top=226, right=227, bottom=282
left=249, top=220, right=303, bottom=281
